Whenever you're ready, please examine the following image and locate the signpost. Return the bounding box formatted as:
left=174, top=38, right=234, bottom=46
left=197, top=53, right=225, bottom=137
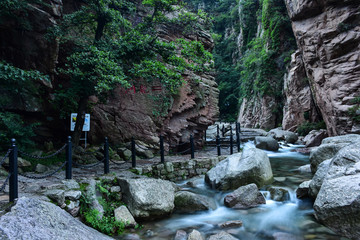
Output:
left=70, top=113, right=90, bottom=148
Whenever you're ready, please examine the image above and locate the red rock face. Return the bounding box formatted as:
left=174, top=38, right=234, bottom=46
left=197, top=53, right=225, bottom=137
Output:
left=282, top=50, right=321, bottom=132
left=90, top=6, right=219, bottom=147
left=285, top=0, right=360, bottom=135
left=91, top=71, right=219, bottom=148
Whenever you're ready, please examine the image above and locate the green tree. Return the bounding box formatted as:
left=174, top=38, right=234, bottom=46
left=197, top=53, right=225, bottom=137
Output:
left=0, top=61, right=50, bottom=150
left=54, top=0, right=213, bottom=146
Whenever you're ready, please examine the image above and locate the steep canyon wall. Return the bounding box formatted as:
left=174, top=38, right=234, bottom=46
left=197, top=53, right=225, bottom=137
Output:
left=284, top=0, right=360, bottom=135
left=237, top=0, right=360, bottom=135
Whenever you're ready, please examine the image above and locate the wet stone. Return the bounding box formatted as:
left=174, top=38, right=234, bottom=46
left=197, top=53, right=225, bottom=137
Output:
left=268, top=187, right=290, bottom=202
left=218, top=220, right=243, bottom=228
left=187, top=229, right=204, bottom=240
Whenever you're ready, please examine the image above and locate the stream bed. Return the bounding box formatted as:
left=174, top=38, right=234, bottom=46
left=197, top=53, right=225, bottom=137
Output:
left=129, top=142, right=349, bottom=240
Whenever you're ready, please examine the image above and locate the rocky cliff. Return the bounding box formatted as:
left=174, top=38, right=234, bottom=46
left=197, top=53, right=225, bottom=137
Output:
left=284, top=0, right=360, bottom=135
left=0, top=0, right=219, bottom=147
left=90, top=8, right=219, bottom=147
left=236, top=0, right=296, bottom=130
left=92, top=69, right=219, bottom=148
left=282, top=50, right=321, bottom=132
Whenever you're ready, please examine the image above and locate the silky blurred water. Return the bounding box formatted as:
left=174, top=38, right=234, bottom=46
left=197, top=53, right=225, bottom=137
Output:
left=122, top=142, right=349, bottom=240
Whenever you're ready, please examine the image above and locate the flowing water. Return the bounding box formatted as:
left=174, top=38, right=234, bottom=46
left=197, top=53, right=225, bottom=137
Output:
left=128, top=142, right=349, bottom=240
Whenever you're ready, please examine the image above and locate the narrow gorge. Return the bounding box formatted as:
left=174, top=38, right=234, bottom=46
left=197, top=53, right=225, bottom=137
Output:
left=0, top=0, right=360, bottom=240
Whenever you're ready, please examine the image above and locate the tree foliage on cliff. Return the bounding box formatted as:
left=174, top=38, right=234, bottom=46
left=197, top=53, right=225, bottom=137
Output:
left=49, top=0, right=213, bottom=145
left=239, top=0, right=296, bottom=101
left=186, top=0, right=296, bottom=124
left=238, top=0, right=296, bottom=126
left=0, top=61, right=50, bottom=150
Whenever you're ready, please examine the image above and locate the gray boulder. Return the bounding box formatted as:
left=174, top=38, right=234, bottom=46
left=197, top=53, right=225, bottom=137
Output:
left=296, top=180, right=311, bottom=199
left=205, top=148, right=273, bottom=190
left=187, top=229, right=204, bottom=240
left=224, top=183, right=265, bottom=209
left=118, top=178, right=175, bottom=220
left=310, top=134, right=360, bottom=173
left=303, top=129, right=328, bottom=147
left=268, top=187, right=290, bottom=202
left=309, top=143, right=346, bottom=173
left=174, top=230, right=187, bottom=240
left=114, top=205, right=137, bottom=227
left=267, top=128, right=298, bottom=143
left=174, top=191, right=216, bottom=213
left=45, top=189, right=65, bottom=206
left=296, top=164, right=311, bottom=173
left=0, top=197, right=113, bottom=240
left=4, top=157, right=31, bottom=168
left=313, top=142, right=360, bottom=239
left=254, top=136, right=279, bottom=151
left=324, top=141, right=360, bottom=180
left=314, top=175, right=360, bottom=240
left=321, top=134, right=360, bottom=145
left=309, top=159, right=331, bottom=198
left=208, top=231, right=238, bottom=240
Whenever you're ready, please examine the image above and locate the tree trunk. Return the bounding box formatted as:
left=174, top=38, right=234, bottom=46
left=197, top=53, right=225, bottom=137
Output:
left=72, top=97, right=88, bottom=148
left=95, top=16, right=106, bottom=42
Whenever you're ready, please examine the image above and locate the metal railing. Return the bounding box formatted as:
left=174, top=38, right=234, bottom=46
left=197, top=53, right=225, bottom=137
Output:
left=0, top=136, right=111, bottom=203
left=1, top=122, right=243, bottom=203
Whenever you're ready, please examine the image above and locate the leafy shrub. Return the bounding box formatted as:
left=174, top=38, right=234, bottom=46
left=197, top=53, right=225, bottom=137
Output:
left=79, top=179, right=127, bottom=235
left=297, top=121, right=326, bottom=136
left=0, top=112, right=38, bottom=151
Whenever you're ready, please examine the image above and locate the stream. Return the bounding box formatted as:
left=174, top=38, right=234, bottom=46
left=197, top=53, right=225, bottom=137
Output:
left=132, top=142, right=348, bottom=240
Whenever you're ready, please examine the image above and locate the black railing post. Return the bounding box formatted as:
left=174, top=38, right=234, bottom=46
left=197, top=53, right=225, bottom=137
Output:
left=131, top=138, right=136, bottom=168
left=190, top=134, right=195, bottom=159
left=9, top=139, right=18, bottom=202
left=238, top=122, right=241, bottom=150
left=66, top=136, right=72, bottom=179
left=217, top=124, right=219, bottom=136
left=236, top=122, right=240, bottom=152
left=104, top=137, right=109, bottom=174
left=216, top=134, right=221, bottom=156
left=160, top=135, right=165, bottom=163
left=230, top=126, right=233, bottom=155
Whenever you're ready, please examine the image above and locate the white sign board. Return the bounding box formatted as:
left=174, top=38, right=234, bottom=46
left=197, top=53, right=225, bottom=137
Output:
left=70, top=113, right=90, bottom=132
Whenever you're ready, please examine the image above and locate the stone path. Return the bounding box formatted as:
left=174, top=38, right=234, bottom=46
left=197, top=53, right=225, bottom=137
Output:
left=0, top=147, right=235, bottom=208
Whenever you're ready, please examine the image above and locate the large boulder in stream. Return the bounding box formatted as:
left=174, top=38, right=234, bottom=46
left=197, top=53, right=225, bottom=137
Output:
left=309, top=159, right=332, bottom=198
left=174, top=191, right=216, bottom=213
left=224, top=183, right=265, bottom=209
left=254, top=136, right=279, bottom=151
left=267, top=128, right=298, bottom=143
left=313, top=141, right=360, bottom=239
left=309, top=134, right=360, bottom=173
left=205, top=148, right=273, bottom=190
left=0, top=197, right=113, bottom=240
left=118, top=178, right=175, bottom=220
